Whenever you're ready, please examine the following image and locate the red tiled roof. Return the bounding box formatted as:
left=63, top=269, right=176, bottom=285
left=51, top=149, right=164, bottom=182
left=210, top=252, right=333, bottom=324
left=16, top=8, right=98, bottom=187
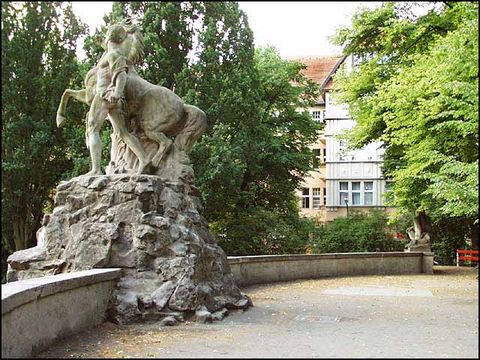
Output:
left=289, top=55, right=343, bottom=86
left=288, top=55, right=343, bottom=104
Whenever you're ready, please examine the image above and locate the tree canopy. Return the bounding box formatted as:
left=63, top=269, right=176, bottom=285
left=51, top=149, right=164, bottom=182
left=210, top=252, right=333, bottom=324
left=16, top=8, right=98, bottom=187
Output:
left=1, top=2, right=87, bottom=255
left=331, top=2, right=478, bottom=241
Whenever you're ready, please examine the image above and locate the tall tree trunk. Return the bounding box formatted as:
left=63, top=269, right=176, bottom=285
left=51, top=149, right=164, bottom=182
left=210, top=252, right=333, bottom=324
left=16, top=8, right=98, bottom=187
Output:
left=12, top=219, right=26, bottom=251
left=12, top=217, right=34, bottom=251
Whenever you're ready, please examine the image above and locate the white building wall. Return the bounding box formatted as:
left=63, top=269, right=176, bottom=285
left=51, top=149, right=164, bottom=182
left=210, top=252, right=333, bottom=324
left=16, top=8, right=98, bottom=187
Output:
left=324, top=77, right=388, bottom=212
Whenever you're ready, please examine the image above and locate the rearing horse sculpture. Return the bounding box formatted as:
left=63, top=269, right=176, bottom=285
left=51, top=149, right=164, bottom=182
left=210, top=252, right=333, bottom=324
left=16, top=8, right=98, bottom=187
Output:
left=56, top=20, right=207, bottom=177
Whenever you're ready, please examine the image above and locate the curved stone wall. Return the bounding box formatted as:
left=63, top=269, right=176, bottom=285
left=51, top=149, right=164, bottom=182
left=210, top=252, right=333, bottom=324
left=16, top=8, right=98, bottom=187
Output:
left=1, top=268, right=121, bottom=358
left=228, top=252, right=434, bottom=286
left=1, top=252, right=433, bottom=357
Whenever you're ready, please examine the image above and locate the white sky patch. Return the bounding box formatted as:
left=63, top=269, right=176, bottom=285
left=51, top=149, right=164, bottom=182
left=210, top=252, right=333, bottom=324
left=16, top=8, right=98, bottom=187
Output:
left=71, top=1, right=113, bottom=59
left=71, top=1, right=383, bottom=59
left=238, top=1, right=382, bottom=57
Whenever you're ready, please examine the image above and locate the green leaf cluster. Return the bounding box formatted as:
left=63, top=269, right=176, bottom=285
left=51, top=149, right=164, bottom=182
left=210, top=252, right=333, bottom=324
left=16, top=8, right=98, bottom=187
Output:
left=1, top=2, right=88, bottom=258
left=331, top=2, right=478, bottom=246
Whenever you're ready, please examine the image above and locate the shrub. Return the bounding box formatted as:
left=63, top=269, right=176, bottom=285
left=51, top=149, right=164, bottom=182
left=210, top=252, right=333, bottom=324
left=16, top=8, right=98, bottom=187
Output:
left=211, top=207, right=314, bottom=256
left=309, top=210, right=405, bottom=254
left=430, top=217, right=473, bottom=265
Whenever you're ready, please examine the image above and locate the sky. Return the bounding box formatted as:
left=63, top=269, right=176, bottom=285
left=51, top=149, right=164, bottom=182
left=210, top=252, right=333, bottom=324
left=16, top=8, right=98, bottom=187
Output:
left=71, top=1, right=382, bottom=59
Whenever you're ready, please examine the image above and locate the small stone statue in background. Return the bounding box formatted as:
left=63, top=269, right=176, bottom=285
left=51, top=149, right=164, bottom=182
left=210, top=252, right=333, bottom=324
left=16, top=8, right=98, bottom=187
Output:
left=405, top=216, right=431, bottom=252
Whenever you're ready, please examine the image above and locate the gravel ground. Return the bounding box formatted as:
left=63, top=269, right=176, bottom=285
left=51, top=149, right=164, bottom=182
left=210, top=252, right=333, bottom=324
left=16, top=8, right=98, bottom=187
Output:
left=37, top=266, right=478, bottom=358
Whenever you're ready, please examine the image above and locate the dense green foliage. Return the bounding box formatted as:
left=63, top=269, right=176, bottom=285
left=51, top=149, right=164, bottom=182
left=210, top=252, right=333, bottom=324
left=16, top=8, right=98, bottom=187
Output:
left=189, top=46, right=321, bottom=255
left=309, top=210, right=405, bottom=254
left=331, top=2, right=478, bottom=249
left=1, top=2, right=87, bottom=257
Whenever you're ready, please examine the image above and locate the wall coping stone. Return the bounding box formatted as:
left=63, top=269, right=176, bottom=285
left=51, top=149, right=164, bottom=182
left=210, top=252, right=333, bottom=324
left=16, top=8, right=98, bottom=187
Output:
left=1, top=268, right=122, bottom=315
left=228, top=252, right=430, bottom=264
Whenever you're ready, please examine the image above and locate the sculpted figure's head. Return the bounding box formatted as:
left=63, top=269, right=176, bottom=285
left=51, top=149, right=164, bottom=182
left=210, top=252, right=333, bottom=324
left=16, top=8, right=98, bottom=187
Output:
left=106, top=24, right=127, bottom=44
left=101, top=20, right=145, bottom=64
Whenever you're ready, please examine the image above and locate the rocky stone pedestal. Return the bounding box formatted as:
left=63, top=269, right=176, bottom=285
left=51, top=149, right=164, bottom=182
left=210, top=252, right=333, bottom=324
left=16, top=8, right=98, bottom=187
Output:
left=7, top=174, right=251, bottom=324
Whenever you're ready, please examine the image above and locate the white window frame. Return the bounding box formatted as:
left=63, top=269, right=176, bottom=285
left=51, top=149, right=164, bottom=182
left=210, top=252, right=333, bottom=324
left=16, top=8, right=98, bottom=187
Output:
left=312, top=188, right=322, bottom=209
left=351, top=181, right=361, bottom=205
left=339, top=182, right=348, bottom=206
left=364, top=181, right=373, bottom=205
left=312, top=110, right=324, bottom=123
left=339, top=181, right=376, bottom=206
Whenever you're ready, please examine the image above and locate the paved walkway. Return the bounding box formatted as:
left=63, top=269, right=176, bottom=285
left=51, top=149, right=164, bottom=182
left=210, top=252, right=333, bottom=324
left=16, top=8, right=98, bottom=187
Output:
left=37, top=266, right=478, bottom=358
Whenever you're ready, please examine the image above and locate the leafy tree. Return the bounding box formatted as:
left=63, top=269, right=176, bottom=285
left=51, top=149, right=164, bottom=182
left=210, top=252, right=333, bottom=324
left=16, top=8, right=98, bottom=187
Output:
left=185, top=37, right=321, bottom=253
left=1, top=2, right=87, bottom=257
left=331, top=2, right=478, bottom=248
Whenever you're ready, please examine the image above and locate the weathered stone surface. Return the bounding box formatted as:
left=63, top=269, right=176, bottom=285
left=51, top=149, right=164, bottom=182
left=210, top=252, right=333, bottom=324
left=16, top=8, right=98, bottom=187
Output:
left=212, top=308, right=229, bottom=321
left=7, top=246, right=46, bottom=270
left=7, top=174, right=251, bottom=324
left=194, top=306, right=213, bottom=323
left=160, top=316, right=178, bottom=326
left=152, top=280, right=177, bottom=310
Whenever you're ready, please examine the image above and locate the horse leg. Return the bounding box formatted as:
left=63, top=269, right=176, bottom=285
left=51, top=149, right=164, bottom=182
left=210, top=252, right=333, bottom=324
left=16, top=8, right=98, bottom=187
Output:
left=56, top=89, right=88, bottom=128
left=108, top=107, right=152, bottom=175
left=174, top=105, right=207, bottom=152
left=84, top=96, right=108, bottom=176
left=143, top=130, right=173, bottom=168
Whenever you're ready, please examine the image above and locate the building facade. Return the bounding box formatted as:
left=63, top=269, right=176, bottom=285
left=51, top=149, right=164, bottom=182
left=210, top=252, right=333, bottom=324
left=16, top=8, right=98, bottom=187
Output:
left=295, top=55, right=392, bottom=222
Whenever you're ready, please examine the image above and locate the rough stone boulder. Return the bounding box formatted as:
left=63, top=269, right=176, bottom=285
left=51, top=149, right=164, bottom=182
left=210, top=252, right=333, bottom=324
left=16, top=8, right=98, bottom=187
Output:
left=7, top=174, right=251, bottom=324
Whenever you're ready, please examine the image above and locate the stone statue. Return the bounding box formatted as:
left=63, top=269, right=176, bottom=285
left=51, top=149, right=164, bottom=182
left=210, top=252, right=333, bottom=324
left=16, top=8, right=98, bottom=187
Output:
left=7, top=20, right=251, bottom=325
left=56, top=19, right=207, bottom=180
left=405, top=216, right=431, bottom=252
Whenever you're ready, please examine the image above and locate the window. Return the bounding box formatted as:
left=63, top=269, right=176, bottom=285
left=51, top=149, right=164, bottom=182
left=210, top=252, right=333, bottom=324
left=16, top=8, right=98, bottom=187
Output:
left=322, top=148, right=327, bottom=162
left=301, top=187, right=310, bottom=209
left=364, top=181, right=373, bottom=205
left=312, top=188, right=321, bottom=209
left=352, top=181, right=361, bottom=205
left=312, top=148, right=321, bottom=169
left=323, top=187, right=327, bottom=205
left=338, top=181, right=376, bottom=206
left=339, top=182, right=348, bottom=205
left=312, top=110, right=324, bottom=123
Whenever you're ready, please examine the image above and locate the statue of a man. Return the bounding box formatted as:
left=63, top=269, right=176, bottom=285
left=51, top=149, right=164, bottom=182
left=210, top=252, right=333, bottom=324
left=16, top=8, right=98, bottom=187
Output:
left=85, top=23, right=151, bottom=175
